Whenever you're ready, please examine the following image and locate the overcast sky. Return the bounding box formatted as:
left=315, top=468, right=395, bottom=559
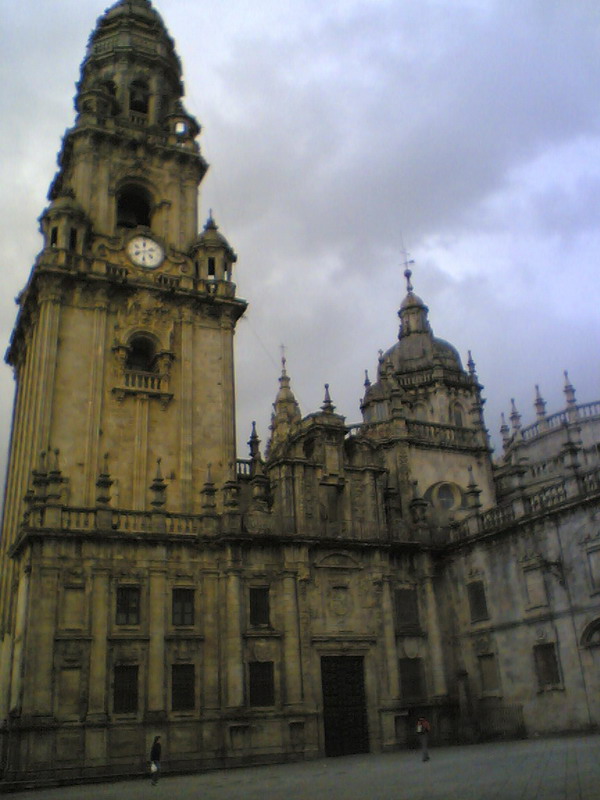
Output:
left=1, top=0, right=599, bottom=481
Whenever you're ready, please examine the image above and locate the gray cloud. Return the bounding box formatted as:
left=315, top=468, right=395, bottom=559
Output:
left=0, top=0, right=599, bottom=477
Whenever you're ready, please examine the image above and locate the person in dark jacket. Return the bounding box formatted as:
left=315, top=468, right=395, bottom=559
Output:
left=150, top=735, right=161, bottom=785
left=416, top=717, right=430, bottom=761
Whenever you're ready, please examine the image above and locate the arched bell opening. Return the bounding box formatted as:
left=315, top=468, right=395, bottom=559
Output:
left=126, top=335, right=158, bottom=373
left=129, top=79, right=150, bottom=115
left=116, top=184, right=152, bottom=230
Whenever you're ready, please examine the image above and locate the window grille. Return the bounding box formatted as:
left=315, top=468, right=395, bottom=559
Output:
left=467, top=581, right=489, bottom=622
left=172, top=664, right=195, bottom=711
left=172, top=588, right=194, bottom=626
left=248, top=661, right=275, bottom=706
left=533, top=643, right=561, bottom=689
left=398, top=657, right=425, bottom=702
left=249, top=587, right=270, bottom=627
left=394, top=588, right=420, bottom=632
left=113, top=665, right=138, bottom=713
left=116, top=586, right=140, bottom=625
left=478, top=653, right=500, bottom=692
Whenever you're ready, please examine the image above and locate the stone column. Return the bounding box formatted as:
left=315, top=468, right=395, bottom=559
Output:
left=23, top=567, right=59, bottom=715
left=83, top=303, right=108, bottom=506
left=132, top=396, right=149, bottom=510
left=8, top=566, right=31, bottom=713
left=179, top=314, right=194, bottom=512
left=203, top=571, right=220, bottom=708
left=148, top=569, right=166, bottom=712
left=381, top=577, right=400, bottom=699
left=87, top=570, right=110, bottom=718
left=282, top=571, right=303, bottom=706
left=225, top=570, right=244, bottom=707
left=423, top=558, right=447, bottom=698
left=220, top=318, right=237, bottom=479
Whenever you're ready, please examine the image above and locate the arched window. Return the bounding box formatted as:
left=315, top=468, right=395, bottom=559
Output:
left=581, top=619, right=600, bottom=648
left=126, top=335, right=156, bottom=372
left=101, top=80, right=119, bottom=116
left=102, top=80, right=117, bottom=98
left=451, top=402, right=464, bottom=427
left=116, top=184, right=152, bottom=229
left=129, top=80, right=149, bottom=114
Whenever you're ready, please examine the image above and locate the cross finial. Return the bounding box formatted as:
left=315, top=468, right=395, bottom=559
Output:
left=280, top=344, right=287, bottom=375
left=401, top=249, right=415, bottom=293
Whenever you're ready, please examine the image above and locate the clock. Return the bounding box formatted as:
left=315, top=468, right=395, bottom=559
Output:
left=126, top=235, right=164, bottom=269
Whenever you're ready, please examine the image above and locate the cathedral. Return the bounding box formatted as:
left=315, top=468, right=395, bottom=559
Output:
left=0, top=0, right=599, bottom=786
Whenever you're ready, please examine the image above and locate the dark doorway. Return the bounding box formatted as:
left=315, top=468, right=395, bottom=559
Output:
left=321, top=655, right=369, bottom=757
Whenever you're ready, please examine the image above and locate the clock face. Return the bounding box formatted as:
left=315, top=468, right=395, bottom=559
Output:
left=127, top=236, right=164, bottom=269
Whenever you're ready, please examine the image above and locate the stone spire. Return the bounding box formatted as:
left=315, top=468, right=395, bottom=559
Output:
left=465, top=465, right=482, bottom=510
left=534, top=385, right=547, bottom=419
left=321, top=384, right=335, bottom=414
left=268, top=356, right=301, bottom=455
left=563, top=370, right=577, bottom=408
left=510, top=398, right=522, bottom=432
left=500, top=413, right=511, bottom=449
left=248, top=421, right=261, bottom=461
left=467, top=351, right=478, bottom=380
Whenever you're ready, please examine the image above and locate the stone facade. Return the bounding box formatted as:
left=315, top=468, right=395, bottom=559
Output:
left=0, top=0, right=599, bottom=786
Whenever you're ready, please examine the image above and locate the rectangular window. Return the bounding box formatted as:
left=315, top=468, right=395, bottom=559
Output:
left=325, top=485, right=339, bottom=522
left=50, top=227, right=58, bottom=247
left=587, top=548, right=600, bottom=590
left=248, top=661, right=275, bottom=706
left=478, top=653, right=500, bottom=693
left=172, top=588, right=194, bottom=626
left=172, top=664, right=195, bottom=711
left=534, top=643, right=561, bottom=689
left=394, top=588, right=420, bottom=633
left=249, top=587, right=270, bottom=627
left=398, top=657, right=425, bottom=702
left=467, top=581, right=489, bottom=622
left=113, top=665, right=138, bottom=713
left=69, top=227, right=77, bottom=251
left=208, top=257, right=216, bottom=277
left=116, top=586, right=140, bottom=625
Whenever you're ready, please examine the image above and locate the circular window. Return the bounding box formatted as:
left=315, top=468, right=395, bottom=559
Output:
left=424, top=482, right=463, bottom=511
left=437, top=483, right=456, bottom=509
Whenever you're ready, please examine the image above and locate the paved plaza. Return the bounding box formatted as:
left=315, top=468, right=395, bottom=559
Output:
left=5, top=735, right=600, bottom=800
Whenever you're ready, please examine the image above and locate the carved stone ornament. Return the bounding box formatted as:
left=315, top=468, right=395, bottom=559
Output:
left=251, top=639, right=276, bottom=662
left=402, top=638, right=421, bottom=659
left=327, top=584, right=353, bottom=618
left=474, top=635, right=492, bottom=654
left=315, top=552, right=361, bottom=571
left=112, top=642, right=144, bottom=663
left=55, top=640, right=85, bottom=667
left=172, top=639, right=200, bottom=661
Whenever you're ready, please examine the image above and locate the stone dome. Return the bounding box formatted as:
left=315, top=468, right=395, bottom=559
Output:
left=191, top=216, right=237, bottom=261
left=41, top=193, right=88, bottom=222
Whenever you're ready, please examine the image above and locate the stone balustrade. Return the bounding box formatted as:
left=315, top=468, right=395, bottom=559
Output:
left=521, top=400, right=600, bottom=441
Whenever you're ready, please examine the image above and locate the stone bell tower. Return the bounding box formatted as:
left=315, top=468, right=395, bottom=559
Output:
left=1, top=0, right=245, bottom=522
left=0, top=0, right=245, bottom=764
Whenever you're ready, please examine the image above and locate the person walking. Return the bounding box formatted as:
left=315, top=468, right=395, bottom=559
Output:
left=416, top=716, right=431, bottom=761
left=150, top=735, right=161, bottom=785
